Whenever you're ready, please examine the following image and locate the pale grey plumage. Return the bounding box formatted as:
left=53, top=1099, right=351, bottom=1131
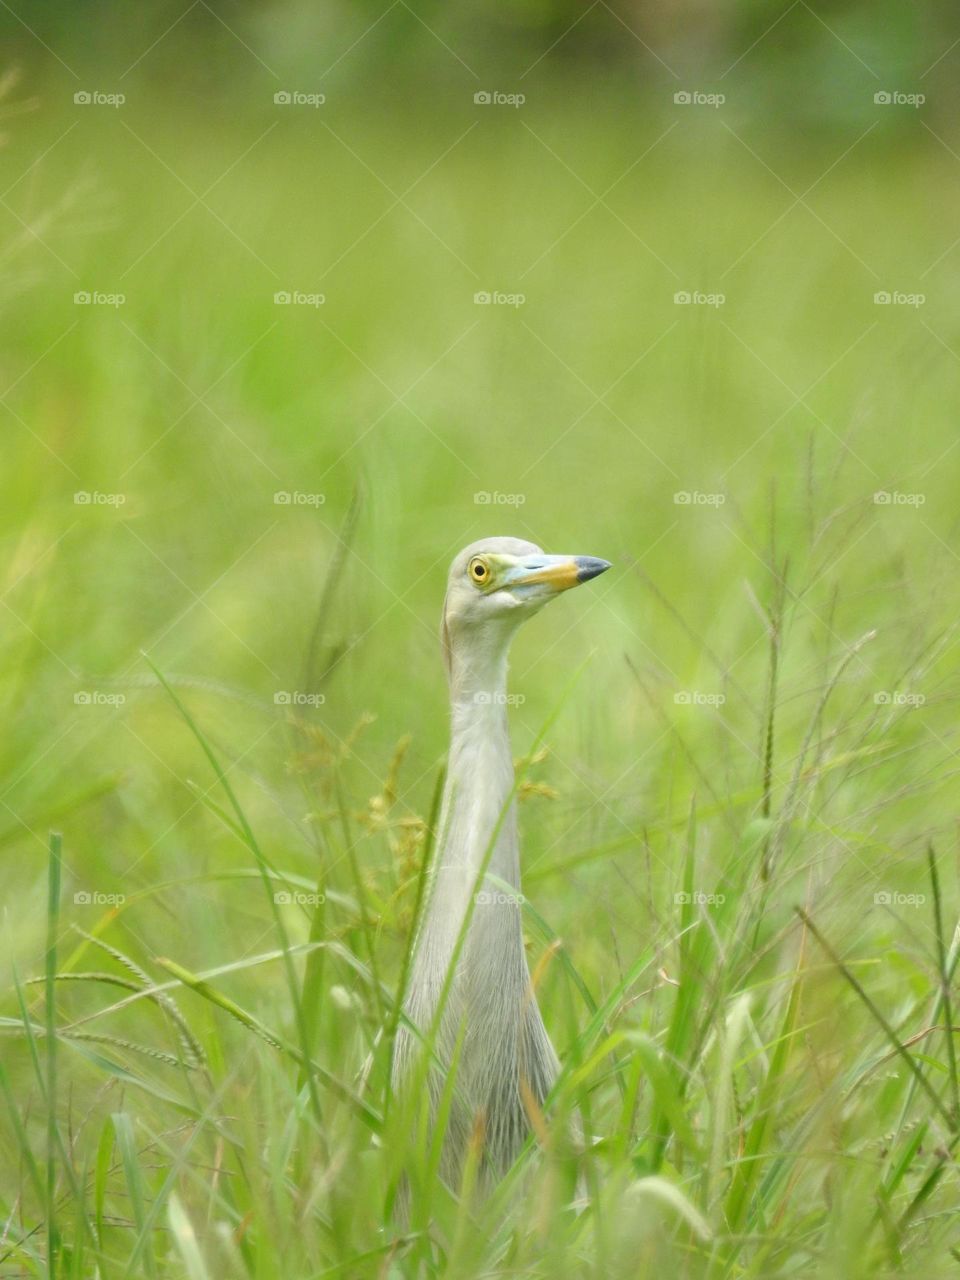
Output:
left=392, top=537, right=610, bottom=1191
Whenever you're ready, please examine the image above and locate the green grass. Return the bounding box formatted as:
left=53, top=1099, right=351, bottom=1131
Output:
left=2, top=49, right=960, bottom=1278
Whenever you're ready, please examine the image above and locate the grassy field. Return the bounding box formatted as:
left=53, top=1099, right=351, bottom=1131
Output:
left=2, top=27, right=960, bottom=1278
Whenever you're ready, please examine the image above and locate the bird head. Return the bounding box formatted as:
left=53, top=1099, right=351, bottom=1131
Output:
left=441, top=536, right=611, bottom=676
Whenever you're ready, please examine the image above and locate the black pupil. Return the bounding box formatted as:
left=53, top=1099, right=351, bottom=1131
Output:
left=475, top=565, right=484, bottom=577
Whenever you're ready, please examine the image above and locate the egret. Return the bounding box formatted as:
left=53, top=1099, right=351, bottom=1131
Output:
left=392, top=537, right=611, bottom=1192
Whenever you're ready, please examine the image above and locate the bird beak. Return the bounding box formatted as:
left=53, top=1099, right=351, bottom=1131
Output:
left=502, top=553, right=612, bottom=594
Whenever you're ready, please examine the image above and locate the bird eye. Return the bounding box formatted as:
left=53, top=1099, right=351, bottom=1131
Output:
left=468, top=556, right=489, bottom=585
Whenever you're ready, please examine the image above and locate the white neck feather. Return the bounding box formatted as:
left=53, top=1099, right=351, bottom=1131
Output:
left=442, top=624, right=521, bottom=885
left=415, top=624, right=524, bottom=962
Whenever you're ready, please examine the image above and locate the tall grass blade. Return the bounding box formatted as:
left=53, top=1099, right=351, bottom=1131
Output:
left=143, top=656, right=325, bottom=1136
left=796, top=907, right=953, bottom=1128
left=45, top=831, right=62, bottom=1280
left=926, top=843, right=958, bottom=1126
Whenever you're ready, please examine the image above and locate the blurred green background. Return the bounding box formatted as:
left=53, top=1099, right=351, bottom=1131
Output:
left=3, top=2, right=960, bottom=1275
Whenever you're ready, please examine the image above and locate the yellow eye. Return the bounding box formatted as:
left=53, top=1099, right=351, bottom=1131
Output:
left=469, top=556, right=490, bottom=586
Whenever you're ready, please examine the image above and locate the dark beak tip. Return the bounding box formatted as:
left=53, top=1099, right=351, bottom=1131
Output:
left=576, top=556, right=613, bottom=583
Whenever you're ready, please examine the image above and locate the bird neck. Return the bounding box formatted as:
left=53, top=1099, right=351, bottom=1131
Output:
left=440, top=635, right=520, bottom=888
left=406, top=631, right=529, bottom=1018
